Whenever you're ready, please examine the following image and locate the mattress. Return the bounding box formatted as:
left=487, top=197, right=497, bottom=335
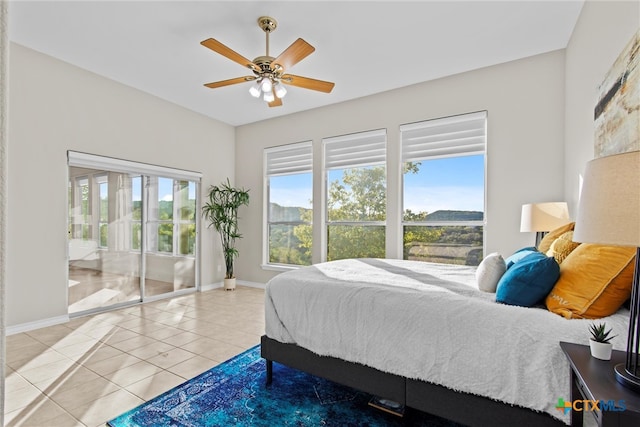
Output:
left=265, top=258, right=630, bottom=423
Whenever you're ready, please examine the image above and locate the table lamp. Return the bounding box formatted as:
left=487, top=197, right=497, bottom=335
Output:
left=573, top=150, right=640, bottom=392
left=520, top=202, right=571, bottom=247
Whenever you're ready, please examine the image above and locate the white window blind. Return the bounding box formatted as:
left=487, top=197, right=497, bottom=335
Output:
left=264, top=141, right=313, bottom=176
left=401, top=111, right=487, bottom=162
left=68, top=151, right=202, bottom=182
left=323, top=129, right=386, bottom=169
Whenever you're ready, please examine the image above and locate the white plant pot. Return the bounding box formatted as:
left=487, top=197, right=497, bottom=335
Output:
left=224, top=278, right=236, bottom=291
left=589, top=339, right=612, bottom=361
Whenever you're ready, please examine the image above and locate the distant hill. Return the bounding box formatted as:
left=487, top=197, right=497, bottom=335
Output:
left=425, top=210, right=484, bottom=221
left=269, top=203, right=309, bottom=221
left=268, top=205, right=482, bottom=222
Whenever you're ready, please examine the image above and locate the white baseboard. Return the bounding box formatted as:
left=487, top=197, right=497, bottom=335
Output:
left=7, top=315, right=70, bottom=336
left=237, top=280, right=266, bottom=289
left=200, top=280, right=265, bottom=292
left=200, top=282, right=223, bottom=292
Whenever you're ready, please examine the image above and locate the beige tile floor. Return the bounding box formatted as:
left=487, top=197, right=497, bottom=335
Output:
left=5, top=286, right=265, bottom=427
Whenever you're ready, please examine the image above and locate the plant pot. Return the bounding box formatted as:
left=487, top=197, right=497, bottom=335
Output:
left=589, top=339, right=612, bottom=360
left=224, top=278, right=236, bottom=291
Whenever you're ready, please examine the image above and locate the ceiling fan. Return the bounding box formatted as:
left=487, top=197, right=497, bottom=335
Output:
left=201, top=16, right=335, bottom=107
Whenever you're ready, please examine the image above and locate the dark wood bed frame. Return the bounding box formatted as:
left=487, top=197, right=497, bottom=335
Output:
left=261, top=335, right=566, bottom=427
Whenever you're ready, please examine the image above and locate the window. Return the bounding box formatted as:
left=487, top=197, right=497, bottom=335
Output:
left=72, top=177, right=90, bottom=239
left=96, top=174, right=109, bottom=248
left=147, top=177, right=173, bottom=253
left=401, top=111, right=486, bottom=266
left=131, top=176, right=142, bottom=250
left=67, top=152, right=200, bottom=259
left=323, top=129, right=387, bottom=261
left=264, top=142, right=313, bottom=266
left=147, top=177, right=197, bottom=255
left=176, top=180, right=197, bottom=256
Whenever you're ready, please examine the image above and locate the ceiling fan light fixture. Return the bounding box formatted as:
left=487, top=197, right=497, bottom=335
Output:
left=201, top=15, right=335, bottom=108
left=260, top=78, right=273, bottom=93
left=248, top=81, right=261, bottom=98
left=274, top=83, right=287, bottom=99
left=263, top=90, right=275, bottom=103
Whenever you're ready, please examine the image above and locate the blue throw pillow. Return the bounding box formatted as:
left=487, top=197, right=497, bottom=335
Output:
left=504, top=246, right=538, bottom=269
left=496, top=252, right=560, bottom=307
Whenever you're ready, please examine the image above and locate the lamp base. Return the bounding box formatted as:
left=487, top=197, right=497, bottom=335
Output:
left=614, top=363, right=640, bottom=393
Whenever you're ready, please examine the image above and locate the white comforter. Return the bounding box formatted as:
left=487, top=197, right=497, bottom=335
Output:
left=265, top=258, right=630, bottom=424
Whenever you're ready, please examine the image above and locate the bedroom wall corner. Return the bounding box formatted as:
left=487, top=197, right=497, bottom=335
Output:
left=564, top=0, right=640, bottom=214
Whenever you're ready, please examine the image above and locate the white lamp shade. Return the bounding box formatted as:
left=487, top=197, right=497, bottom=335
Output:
left=263, top=91, right=275, bottom=103
left=249, top=83, right=261, bottom=98
left=260, top=78, right=272, bottom=92
left=274, top=84, right=287, bottom=99
left=520, top=202, right=570, bottom=233
left=573, top=150, right=640, bottom=247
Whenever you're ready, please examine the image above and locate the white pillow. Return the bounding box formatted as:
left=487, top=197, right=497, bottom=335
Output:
left=476, top=252, right=506, bottom=293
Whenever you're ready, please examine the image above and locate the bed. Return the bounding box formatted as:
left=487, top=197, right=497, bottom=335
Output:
left=261, top=257, right=631, bottom=426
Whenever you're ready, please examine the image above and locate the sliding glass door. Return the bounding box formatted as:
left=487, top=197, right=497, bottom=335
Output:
left=68, top=169, right=143, bottom=313
left=144, top=177, right=197, bottom=298
left=68, top=152, right=200, bottom=316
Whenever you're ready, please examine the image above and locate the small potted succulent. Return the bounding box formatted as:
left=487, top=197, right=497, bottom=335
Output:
left=589, top=322, right=616, bottom=360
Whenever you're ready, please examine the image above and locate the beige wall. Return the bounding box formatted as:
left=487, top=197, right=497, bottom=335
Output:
left=564, top=0, right=640, bottom=212
left=235, top=50, right=567, bottom=285
left=7, top=43, right=235, bottom=327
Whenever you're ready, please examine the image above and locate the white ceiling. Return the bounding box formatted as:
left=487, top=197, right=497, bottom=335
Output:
left=8, top=1, right=584, bottom=127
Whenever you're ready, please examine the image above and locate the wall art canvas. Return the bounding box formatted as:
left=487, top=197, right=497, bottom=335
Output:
left=594, top=29, right=639, bottom=158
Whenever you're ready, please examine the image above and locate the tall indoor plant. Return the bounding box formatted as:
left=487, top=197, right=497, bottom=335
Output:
left=202, top=178, right=249, bottom=290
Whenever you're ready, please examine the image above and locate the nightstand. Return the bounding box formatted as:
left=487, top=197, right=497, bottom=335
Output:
left=560, top=342, right=640, bottom=427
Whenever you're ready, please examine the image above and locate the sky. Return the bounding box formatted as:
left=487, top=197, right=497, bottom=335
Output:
left=403, top=155, right=484, bottom=213
left=269, top=155, right=485, bottom=214
left=270, top=174, right=313, bottom=209
left=127, top=156, right=484, bottom=214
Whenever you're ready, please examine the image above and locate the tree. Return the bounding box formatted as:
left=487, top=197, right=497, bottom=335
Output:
left=328, top=167, right=386, bottom=222
left=285, top=160, right=483, bottom=265
left=296, top=162, right=423, bottom=261
left=325, top=166, right=387, bottom=260
left=292, top=208, right=313, bottom=263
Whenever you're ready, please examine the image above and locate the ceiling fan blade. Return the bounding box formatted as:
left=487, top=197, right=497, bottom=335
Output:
left=271, top=38, right=315, bottom=71
left=268, top=97, right=283, bottom=107
left=204, top=76, right=256, bottom=89
left=280, top=74, right=335, bottom=93
left=201, top=38, right=261, bottom=73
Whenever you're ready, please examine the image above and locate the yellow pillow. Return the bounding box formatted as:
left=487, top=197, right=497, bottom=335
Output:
left=546, top=231, right=580, bottom=264
left=538, top=222, right=575, bottom=253
left=545, top=243, right=636, bottom=319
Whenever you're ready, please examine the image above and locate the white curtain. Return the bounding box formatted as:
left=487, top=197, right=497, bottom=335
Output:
left=0, top=0, right=9, bottom=422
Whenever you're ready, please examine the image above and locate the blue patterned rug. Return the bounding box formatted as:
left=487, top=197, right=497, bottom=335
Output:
left=108, top=345, right=463, bottom=426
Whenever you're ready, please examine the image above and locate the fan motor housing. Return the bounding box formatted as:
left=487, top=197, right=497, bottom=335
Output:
left=253, top=55, right=283, bottom=77
left=253, top=55, right=274, bottom=68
